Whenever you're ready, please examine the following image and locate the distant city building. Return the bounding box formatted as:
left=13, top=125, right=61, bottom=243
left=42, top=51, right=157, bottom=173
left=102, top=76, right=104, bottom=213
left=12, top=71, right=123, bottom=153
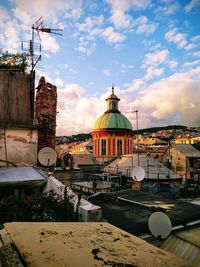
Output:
left=163, top=144, right=200, bottom=181
left=69, top=140, right=93, bottom=154
left=92, top=86, right=133, bottom=162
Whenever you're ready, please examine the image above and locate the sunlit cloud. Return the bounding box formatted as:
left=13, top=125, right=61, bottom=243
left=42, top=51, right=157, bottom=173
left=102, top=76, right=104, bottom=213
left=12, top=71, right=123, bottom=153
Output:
left=165, top=28, right=187, bottom=48
left=184, top=0, right=200, bottom=13
left=133, top=16, right=157, bottom=35
left=106, top=0, right=151, bottom=28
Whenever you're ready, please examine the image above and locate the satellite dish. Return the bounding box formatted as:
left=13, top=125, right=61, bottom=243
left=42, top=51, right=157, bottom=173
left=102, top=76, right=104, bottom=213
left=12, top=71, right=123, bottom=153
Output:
left=148, top=211, right=172, bottom=239
left=131, top=166, right=145, bottom=181
left=38, top=147, right=57, bottom=166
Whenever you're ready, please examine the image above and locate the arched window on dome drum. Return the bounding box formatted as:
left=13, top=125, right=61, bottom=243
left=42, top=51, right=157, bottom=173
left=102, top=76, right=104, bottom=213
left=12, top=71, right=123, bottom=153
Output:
left=101, top=139, right=106, bottom=155
left=117, top=140, right=122, bottom=155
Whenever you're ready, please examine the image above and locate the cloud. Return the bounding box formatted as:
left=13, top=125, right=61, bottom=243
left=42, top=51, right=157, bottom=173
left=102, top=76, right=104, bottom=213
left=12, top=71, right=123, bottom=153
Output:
left=58, top=83, right=85, bottom=106
left=130, top=68, right=200, bottom=128
left=56, top=67, right=200, bottom=135
left=0, top=6, right=8, bottom=21
left=142, top=49, right=171, bottom=80
left=155, top=2, right=179, bottom=16
left=123, top=78, right=144, bottom=92
left=55, top=77, right=64, bottom=87
left=121, top=63, right=134, bottom=73
left=184, top=43, right=198, bottom=50
left=184, top=0, right=200, bottom=13
left=144, top=66, right=164, bottom=80
left=75, top=37, right=96, bottom=55
left=56, top=83, right=105, bottom=135
left=192, top=51, right=200, bottom=57
left=103, top=69, right=111, bottom=76
left=148, top=43, right=162, bottom=51
left=165, top=28, right=187, bottom=48
left=143, top=49, right=169, bottom=67
left=114, top=43, right=126, bottom=50
left=167, top=60, right=178, bottom=69
left=182, top=59, right=200, bottom=68
left=100, top=27, right=126, bottom=43
left=40, top=34, right=60, bottom=53
left=133, top=16, right=157, bottom=35
left=0, top=18, right=21, bottom=53
left=88, top=27, right=126, bottom=44
left=11, top=0, right=83, bottom=23
left=110, top=11, right=133, bottom=29
left=75, top=17, right=125, bottom=54
left=106, top=0, right=151, bottom=28
left=76, top=15, right=104, bottom=32
left=190, top=34, right=200, bottom=42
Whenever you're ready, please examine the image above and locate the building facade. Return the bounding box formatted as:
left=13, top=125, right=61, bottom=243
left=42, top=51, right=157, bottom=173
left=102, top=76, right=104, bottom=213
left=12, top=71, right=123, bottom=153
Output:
left=163, top=144, right=200, bottom=181
left=92, top=87, right=133, bottom=162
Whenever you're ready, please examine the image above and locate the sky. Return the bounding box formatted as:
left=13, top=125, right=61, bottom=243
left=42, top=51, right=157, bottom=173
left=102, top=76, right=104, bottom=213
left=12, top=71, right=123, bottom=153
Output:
left=0, top=0, right=200, bottom=136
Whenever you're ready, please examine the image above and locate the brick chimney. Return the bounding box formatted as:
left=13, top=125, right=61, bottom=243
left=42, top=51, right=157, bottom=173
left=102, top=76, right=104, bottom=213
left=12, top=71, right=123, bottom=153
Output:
left=34, top=76, right=57, bottom=151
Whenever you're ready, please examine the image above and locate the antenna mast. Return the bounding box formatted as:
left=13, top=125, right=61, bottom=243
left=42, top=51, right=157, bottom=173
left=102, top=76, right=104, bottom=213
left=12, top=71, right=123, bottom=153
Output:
left=22, top=17, right=63, bottom=71
left=126, top=109, right=139, bottom=166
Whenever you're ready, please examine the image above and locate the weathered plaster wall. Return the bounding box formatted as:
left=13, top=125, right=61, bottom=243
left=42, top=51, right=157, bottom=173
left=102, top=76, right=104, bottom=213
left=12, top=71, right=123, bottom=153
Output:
left=0, top=128, right=38, bottom=166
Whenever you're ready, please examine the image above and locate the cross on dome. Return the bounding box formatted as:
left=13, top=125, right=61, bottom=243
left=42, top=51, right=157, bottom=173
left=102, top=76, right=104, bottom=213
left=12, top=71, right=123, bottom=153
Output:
left=112, top=84, right=114, bottom=94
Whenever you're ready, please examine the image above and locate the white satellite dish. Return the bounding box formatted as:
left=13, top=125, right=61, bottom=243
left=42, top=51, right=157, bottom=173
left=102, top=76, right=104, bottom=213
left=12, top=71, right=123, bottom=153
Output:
left=131, top=166, right=145, bottom=181
left=148, top=211, right=172, bottom=239
left=38, top=147, right=57, bottom=166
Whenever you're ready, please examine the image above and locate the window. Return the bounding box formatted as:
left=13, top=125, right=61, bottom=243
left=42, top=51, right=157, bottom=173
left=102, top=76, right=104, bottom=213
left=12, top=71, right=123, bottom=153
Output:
left=117, top=140, right=122, bottom=155
left=112, top=101, right=117, bottom=110
left=101, top=139, right=106, bottom=155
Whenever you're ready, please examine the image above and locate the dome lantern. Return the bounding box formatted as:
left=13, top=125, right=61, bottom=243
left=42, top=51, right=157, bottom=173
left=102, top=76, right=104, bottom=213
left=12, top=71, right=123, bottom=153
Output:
left=106, top=85, right=120, bottom=113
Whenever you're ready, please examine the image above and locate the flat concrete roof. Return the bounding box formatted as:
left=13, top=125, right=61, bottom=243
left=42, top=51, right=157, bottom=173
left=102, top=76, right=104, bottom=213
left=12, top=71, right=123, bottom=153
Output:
left=89, top=190, right=200, bottom=236
left=0, top=167, right=46, bottom=187
left=2, top=222, right=189, bottom=267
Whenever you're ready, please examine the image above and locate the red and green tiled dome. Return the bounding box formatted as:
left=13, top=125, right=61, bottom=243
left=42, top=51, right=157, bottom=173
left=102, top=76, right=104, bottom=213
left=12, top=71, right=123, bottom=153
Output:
left=93, top=113, right=132, bottom=131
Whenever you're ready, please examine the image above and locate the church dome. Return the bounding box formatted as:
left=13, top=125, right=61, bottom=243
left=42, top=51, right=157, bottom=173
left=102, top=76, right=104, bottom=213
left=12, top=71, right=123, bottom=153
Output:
left=93, top=113, right=132, bottom=131
left=92, top=86, right=132, bottom=132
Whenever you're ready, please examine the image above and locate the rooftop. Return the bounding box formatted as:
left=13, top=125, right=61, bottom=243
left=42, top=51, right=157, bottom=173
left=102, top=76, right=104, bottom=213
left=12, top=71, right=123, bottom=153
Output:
left=89, top=190, right=200, bottom=236
left=0, top=222, right=189, bottom=267
left=0, top=167, right=46, bottom=187
left=104, top=154, right=181, bottom=180
left=174, top=144, right=200, bottom=157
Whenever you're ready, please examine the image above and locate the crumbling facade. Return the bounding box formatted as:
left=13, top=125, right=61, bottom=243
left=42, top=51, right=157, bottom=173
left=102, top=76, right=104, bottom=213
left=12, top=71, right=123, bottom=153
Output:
left=34, top=77, right=57, bottom=151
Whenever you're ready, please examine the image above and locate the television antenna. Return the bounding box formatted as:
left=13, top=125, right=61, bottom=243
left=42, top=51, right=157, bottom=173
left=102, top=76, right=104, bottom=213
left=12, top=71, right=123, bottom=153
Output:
left=126, top=109, right=139, bottom=165
left=22, top=17, right=63, bottom=71
left=148, top=211, right=172, bottom=239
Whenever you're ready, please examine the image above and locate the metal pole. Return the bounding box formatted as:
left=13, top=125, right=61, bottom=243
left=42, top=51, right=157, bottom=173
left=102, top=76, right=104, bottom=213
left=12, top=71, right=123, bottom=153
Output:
left=30, top=25, right=34, bottom=71
left=134, top=110, right=139, bottom=165
left=147, top=155, right=150, bottom=191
